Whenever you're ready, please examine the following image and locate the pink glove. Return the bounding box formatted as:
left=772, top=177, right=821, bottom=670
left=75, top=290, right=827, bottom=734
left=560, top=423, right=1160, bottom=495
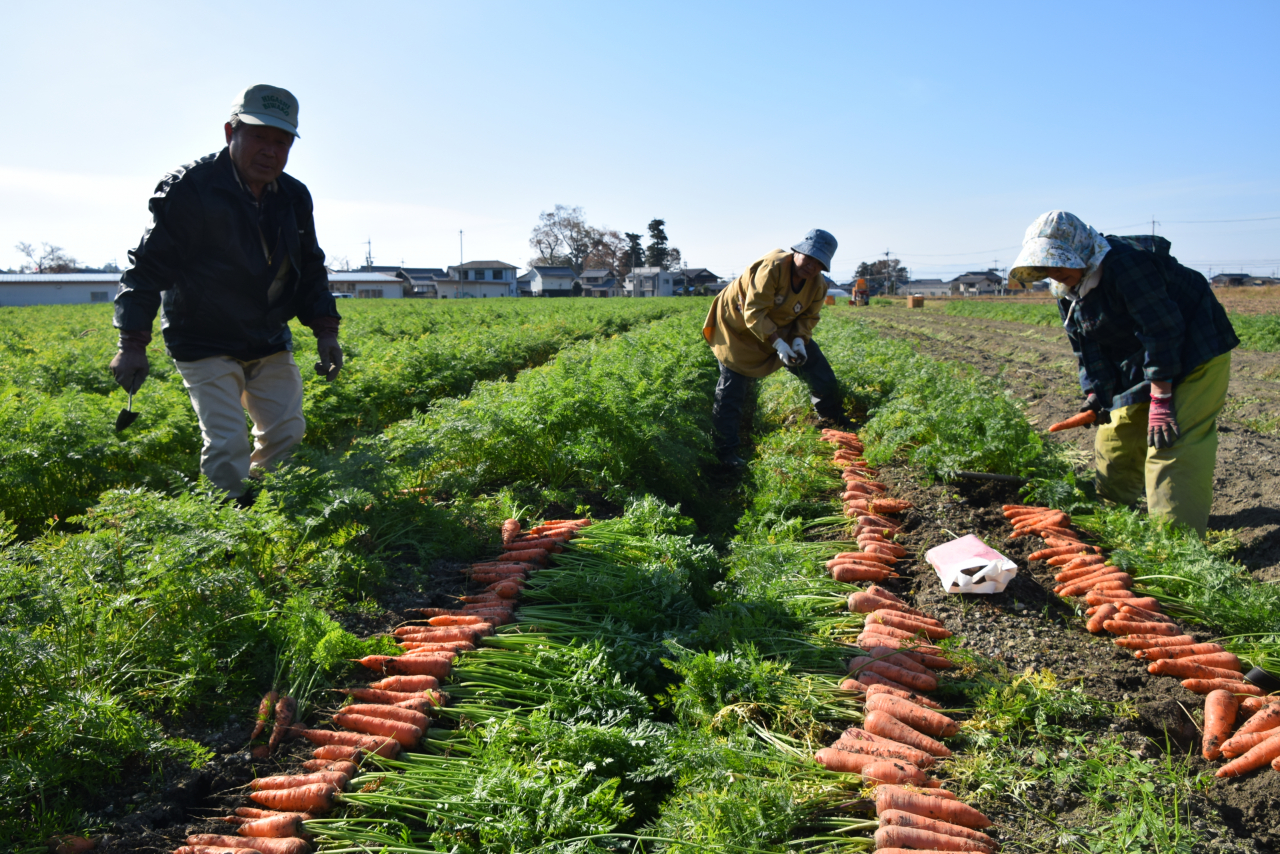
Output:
left=1147, top=392, right=1179, bottom=449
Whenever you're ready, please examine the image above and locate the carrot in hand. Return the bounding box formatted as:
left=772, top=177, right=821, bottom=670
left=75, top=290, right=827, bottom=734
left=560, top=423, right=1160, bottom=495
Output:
left=1049, top=410, right=1097, bottom=432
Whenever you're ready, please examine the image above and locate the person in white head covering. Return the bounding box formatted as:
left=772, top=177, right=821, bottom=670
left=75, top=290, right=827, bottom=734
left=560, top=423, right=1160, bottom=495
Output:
left=1009, top=211, right=1239, bottom=535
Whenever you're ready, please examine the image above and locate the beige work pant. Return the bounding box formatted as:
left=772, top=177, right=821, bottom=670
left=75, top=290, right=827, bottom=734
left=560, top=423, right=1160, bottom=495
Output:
left=1094, top=352, right=1231, bottom=535
left=174, top=350, right=306, bottom=496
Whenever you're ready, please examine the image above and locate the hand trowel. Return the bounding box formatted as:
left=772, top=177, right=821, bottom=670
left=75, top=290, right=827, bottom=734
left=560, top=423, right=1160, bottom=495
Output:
left=115, top=391, right=140, bottom=432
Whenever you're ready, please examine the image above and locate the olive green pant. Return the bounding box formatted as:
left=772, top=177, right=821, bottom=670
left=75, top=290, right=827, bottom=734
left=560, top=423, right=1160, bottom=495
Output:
left=1094, top=352, right=1231, bottom=535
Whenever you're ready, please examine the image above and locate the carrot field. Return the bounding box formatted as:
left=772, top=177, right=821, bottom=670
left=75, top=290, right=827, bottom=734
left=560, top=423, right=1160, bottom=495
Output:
left=6, top=297, right=1280, bottom=854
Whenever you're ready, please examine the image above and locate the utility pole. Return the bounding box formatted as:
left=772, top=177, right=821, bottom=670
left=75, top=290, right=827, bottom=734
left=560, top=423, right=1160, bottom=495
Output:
left=459, top=230, right=464, bottom=265
left=364, top=239, right=373, bottom=269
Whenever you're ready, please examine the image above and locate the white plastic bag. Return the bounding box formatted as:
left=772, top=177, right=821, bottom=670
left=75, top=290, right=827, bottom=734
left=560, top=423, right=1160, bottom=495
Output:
left=925, top=534, right=1017, bottom=594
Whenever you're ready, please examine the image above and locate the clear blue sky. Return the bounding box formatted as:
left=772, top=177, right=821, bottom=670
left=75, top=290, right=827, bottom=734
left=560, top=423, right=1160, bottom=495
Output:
left=3, top=1, right=1277, bottom=282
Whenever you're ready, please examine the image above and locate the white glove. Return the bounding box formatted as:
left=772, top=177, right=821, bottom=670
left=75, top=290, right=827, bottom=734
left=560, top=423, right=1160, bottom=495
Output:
left=790, top=338, right=808, bottom=367
left=773, top=338, right=798, bottom=366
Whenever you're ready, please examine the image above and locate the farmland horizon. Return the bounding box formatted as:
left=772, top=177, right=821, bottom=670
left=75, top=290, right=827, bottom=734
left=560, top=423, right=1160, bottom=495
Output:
left=2, top=1, right=1276, bottom=282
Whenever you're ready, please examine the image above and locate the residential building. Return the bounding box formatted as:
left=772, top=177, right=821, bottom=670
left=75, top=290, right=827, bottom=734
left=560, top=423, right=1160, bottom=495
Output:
left=516, top=270, right=535, bottom=297
left=526, top=266, right=579, bottom=297
left=0, top=272, right=123, bottom=306
left=948, top=270, right=1005, bottom=296
left=359, top=265, right=449, bottom=297
left=328, top=271, right=404, bottom=298
left=903, top=278, right=953, bottom=297
left=1212, top=273, right=1279, bottom=288
left=624, top=267, right=674, bottom=297
left=440, top=261, right=519, bottom=298
left=676, top=267, right=721, bottom=294
left=578, top=269, right=623, bottom=297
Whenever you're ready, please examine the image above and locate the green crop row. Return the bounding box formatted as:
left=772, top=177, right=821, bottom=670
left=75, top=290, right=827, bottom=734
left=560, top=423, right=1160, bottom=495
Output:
left=0, top=299, right=691, bottom=534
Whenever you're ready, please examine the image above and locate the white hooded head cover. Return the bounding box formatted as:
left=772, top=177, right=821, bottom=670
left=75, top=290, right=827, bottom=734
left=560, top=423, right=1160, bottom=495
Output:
left=1010, top=211, right=1111, bottom=300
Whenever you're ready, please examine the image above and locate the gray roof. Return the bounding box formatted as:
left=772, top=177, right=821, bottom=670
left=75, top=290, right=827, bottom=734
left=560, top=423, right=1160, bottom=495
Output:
left=532, top=266, right=577, bottom=277
left=0, top=273, right=122, bottom=283
left=517, top=271, right=535, bottom=282
left=327, top=272, right=401, bottom=283
left=453, top=260, right=518, bottom=270
left=580, top=269, right=610, bottom=278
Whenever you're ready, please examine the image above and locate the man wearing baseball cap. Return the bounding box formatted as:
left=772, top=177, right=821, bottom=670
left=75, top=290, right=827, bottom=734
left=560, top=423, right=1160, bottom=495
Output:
left=111, top=84, right=342, bottom=501
left=702, top=229, right=848, bottom=467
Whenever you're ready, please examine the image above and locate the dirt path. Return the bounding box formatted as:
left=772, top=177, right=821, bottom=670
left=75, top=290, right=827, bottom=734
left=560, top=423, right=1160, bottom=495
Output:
left=858, top=309, right=1280, bottom=578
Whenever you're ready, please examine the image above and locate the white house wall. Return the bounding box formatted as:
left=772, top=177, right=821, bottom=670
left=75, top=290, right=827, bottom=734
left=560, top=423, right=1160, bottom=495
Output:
left=0, top=283, right=117, bottom=307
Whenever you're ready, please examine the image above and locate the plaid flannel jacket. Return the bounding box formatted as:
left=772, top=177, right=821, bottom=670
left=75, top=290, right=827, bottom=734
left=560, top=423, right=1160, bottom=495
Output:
left=1059, top=237, right=1239, bottom=409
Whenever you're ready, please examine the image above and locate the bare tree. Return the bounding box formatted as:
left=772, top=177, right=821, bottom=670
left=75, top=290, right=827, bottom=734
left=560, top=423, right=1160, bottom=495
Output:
left=328, top=255, right=352, bottom=272
left=16, top=241, right=79, bottom=273
left=584, top=229, right=629, bottom=277
left=529, top=205, right=595, bottom=272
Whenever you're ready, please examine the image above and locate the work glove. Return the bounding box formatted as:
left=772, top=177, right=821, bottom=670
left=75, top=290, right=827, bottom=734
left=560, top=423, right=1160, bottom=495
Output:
left=1080, top=393, right=1111, bottom=426
left=773, top=337, right=800, bottom=367
left=305, top=317, right=343, bottom=382
left=790, top=338, right=808, bottom=367
left=1147, top=392, right=1179, bottom=449
left=109, top=329, right=151, bottom=393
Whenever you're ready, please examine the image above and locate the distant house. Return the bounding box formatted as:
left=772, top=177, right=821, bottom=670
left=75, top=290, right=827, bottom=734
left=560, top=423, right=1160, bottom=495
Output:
left=0, top=272, right=123, bottom=306
left=527, top=266, right=579, bottom=297
left=904, top=279, right=953, bottom=297
left=328, top=271, right=404, bottom=298
left=358, top=265, right=449, bottom=297
left=578, top=269, right=623, bottom=297
left=624, top=267, right=675, bottom=297
left=675, top=267, right=721, bottom=295
left=516, top=270, right=535, bottom=297
left=948, top=271, right=1005, bottom=296
left=1212, top=273, right=1279, bottom=288
left=440, top=261, right=519, bottom=298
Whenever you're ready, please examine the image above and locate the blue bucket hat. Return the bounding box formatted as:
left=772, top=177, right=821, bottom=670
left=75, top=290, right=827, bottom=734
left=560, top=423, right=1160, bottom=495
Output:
left=791, top=229, right=837, bottom=272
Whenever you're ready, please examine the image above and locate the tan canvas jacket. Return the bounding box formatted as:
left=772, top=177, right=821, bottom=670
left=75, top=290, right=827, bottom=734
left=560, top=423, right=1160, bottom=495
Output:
left=702, top=249, right=827, bottom=377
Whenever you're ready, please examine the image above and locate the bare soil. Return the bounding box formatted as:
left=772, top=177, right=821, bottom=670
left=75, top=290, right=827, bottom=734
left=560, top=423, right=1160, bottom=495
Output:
left=857, top=307, right=1280, bottom=579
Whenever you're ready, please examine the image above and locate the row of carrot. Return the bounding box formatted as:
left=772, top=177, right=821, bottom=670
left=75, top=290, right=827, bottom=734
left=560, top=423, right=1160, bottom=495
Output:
left=1006, top=504, right=1280, bottom=780
left=814, top=429, right=999, bottom=853
left=167, top=518, right=592, bottom=854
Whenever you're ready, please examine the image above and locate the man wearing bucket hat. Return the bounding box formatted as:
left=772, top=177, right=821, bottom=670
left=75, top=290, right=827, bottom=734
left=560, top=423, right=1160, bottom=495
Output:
left=1009, top=211, right=1238, bottom=534
left=110, top=84, right=342, bottom=501
left=702, top=229, right=848, bottom=467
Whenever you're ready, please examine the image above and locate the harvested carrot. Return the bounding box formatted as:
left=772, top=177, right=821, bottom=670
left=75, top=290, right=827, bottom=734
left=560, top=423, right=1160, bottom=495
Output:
left=1221, top=728, right=1280, bottom=758
left=856, top=513, right=901, bottom=529
left=866, top=694, right=959, bottom=737
left=848, top=591, right=925, bottom=617
left=1216, top=733, right=1280, bottom=777
left=290, top=728, right=401, bottom=758
left=1027, top=545, right=1095, bottom=561
left=1049, top=410, right=1097, bottom=432
left=856, top=669, right=920, bottom=695
left=334, top=687, right=437, bottom=705
left=874, top=786, right=992, bottom=829
left=502, top=537, right=564, bottom=552
left=852, top=658, right=937, bottom=693
left=301, top=759, right=359, bottom=777
left=831, top=734, right=935, bottom=769
left=187, top=835, right=311, bottom=854
left=497, top=548, right=548, bottom=564
left=1103, top=619, right=1178, bottom=637
left=863, top=542, right=909, bottom=558
left=877, top=809, right=999, bottom=850
left=341, top=703, right=430, bottom=730
left=1154, top=652, right=1240, bottom=671
left=1043, top=535, right=1086, bottom=548
left=365, top=655, right=454, bottom=678
left=1148, top=659, right=1245, bottom=681
left=814, top=747, right=883, bottom=773
left=332, top=712, right=422, bottom=747
left=500, top=518, right=521, bottom=544
left=862, top=759, right=930, bottom=786
left=1057, top=572, right=1132, bottom=597
left=488, top=581, right=523, bottom=599
left=1085, top=603, right=1119, bottom=633
left=251, top=691, right=278, bottom=742
left=234, top=813, right=304, bottom=839
left=1118, top=604, right=1171, bottom=624
left=870, top=611, right=952, bottom=639
left=864, top=709, right=952, bottom=757
left=426, top=615, right=490, bottom=627
left=1048, top=551, right=1105, bottom=568
left=399, top=641, right=475, bottom=653
left=859, top=646, right=936, bottom=678
left=858, top=632, right=948, bottom=657
left=311, top=745, right=363, bottom=762
left=234, top=807, right=315, bottom=822
left=867, top=585, right=907, bottom=604
left=864, top=684, right=943, bottom=710
left=1136, top=643, right=1226, bottom=661
left=832, top=551, right=896, bottom=567
left=1235, top=702, right=1280, bottom=736
left=1203, top=690, right=1239, bottom=761
left=831, top=565, right=896, bottom=582
left=370, top=674, right=440, bottom=692
left=1055, top=563, right=1120, bottom=585
left=873, top=825, right=994, bottom=852
left=1181, top=678, right=1264, bottom=697
left=251, top=771, right=349, bottom=791
left=267, top=696, right=295, bottom=754
left=844, top=498, right=914, bottom=515
left=1113, top=634, right=1195, bottom=649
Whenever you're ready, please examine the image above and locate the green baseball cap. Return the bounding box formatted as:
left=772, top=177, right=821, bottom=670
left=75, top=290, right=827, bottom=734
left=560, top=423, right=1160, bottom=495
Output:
left=231, top=84, right=300, bottom=137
